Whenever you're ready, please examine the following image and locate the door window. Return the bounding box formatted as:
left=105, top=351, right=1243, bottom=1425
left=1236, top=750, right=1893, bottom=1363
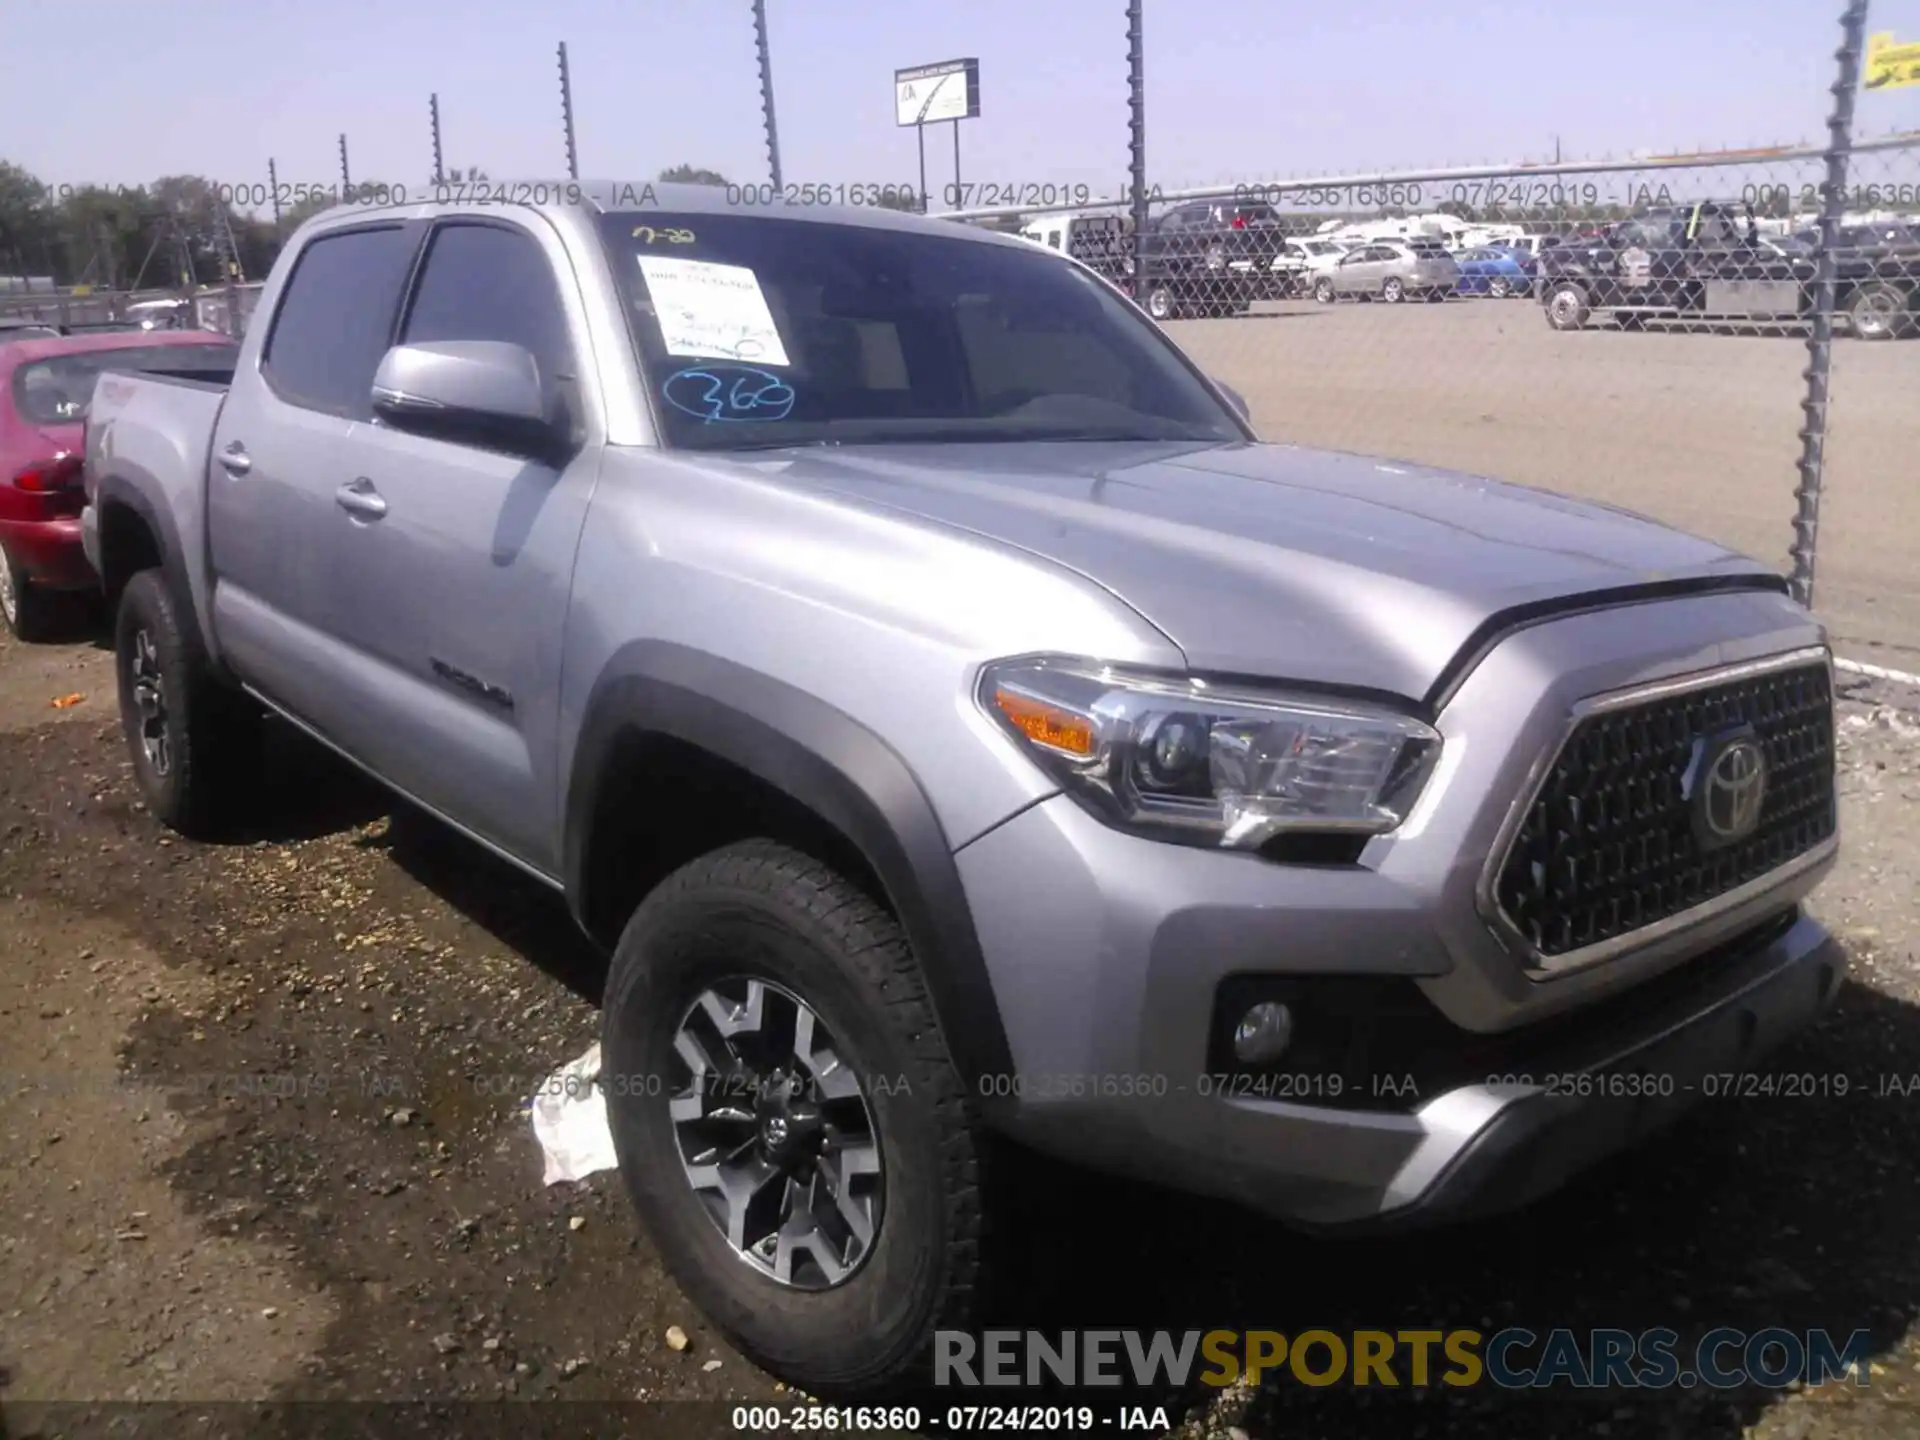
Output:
left=399, top=222, right=574, bottom=385
left=261, top=225, right=418, bottom=418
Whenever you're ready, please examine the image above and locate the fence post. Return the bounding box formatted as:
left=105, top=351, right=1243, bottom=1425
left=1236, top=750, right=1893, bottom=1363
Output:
left=1789, top=0, right=1869, bottom=609
left=558, top=43, right=580, bottom=181
left=751, top=0, right=783, bottom=191
left=1126, top=0, right=1148, bottom=297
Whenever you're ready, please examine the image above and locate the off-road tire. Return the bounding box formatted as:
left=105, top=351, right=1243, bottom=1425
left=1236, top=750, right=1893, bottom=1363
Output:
left=114, top=569, right=262, bottom=838
left=601, top=840, right=986, bottom=1399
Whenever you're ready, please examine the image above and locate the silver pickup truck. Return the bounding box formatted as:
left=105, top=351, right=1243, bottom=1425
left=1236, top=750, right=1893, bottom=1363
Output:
left=82, top=182, right=1844, bottom=1398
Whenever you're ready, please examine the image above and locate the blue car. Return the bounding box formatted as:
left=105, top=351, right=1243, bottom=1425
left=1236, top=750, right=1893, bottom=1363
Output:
left=1455, top=246, right=1536, bottom=298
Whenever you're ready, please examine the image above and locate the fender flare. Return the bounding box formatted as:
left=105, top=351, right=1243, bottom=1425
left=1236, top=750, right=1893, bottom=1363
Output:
left=563, top=641, right=1015, bottom=1088
left=90, top=473, right=208, bottom=651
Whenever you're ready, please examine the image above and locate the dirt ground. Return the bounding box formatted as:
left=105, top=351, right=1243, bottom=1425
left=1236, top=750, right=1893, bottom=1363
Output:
left=1, top=621, right=1918, bottom=1440
left=1178, top=301, right=1920, bottom=670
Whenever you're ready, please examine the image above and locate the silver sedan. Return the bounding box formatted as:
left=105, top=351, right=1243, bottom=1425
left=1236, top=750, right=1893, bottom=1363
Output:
left=1312, top=241, right=1461, bottom=303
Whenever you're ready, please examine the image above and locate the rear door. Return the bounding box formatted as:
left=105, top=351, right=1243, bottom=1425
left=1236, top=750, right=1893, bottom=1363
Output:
left=1344, top=245, right=1390, bottom=294
left=319, top=215, right=601, bottom=870
left=1690, top=206, right=1801, bottom=317
left=206, top=220, right=424, bottom=732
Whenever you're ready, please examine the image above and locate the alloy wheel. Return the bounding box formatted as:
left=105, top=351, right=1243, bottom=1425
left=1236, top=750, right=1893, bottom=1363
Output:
left=129, top=628, right=172, bottom=777
left=0, top=556, right=16, bottom=628
left=668, top=977, right=883, bottom=1291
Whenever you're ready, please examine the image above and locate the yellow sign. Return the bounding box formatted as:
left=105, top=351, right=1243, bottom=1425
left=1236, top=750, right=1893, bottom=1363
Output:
left=1865, top=31, right=1920, bottom=89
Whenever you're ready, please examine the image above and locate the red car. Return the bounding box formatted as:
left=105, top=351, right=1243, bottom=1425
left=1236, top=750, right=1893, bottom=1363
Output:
left=0, top=330, right=239, bottom=640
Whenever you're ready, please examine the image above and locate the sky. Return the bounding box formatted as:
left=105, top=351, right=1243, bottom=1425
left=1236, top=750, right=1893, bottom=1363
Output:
left=9, top=0, right=1920, bottom=215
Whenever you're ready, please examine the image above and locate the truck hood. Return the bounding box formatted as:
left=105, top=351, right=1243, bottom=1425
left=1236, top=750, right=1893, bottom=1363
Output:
left=744, top=440, right=1780, bottom=700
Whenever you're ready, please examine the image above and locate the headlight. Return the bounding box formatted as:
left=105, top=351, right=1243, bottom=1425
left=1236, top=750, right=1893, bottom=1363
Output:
left=979, top=657, right=1441, bottom=850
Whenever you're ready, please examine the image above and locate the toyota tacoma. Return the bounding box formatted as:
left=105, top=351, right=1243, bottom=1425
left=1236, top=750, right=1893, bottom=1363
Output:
left=81, top=182, right=1844, bottom=1398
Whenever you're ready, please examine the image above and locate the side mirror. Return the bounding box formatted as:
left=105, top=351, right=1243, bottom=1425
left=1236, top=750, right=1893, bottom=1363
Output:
left=1213, top=378, right=1251, bottom=423
left=371, top=340, right=563, bottom=459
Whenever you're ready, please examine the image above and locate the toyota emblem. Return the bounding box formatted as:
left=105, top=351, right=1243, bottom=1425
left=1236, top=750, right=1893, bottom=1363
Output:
left=1692, top=732, right=1769, bottom=848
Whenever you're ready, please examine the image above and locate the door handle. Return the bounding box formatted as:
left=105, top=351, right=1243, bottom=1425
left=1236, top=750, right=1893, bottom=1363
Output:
left=217, top=443, right=251, bottom=476
left=335, top=479, right=388, bottom=521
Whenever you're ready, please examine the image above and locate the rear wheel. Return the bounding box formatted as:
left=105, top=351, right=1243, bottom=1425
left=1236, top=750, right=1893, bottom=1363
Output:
left=601, top=841, right=989, bottom=1398
left=1382, top=277, right=1406, bottom=303
left=1145, top=285, right=1176, bottom=321
left=114, top=569, right=262, bottom=837
left=1313, top=277, right=1334, bottom=304
left=1545, top=281, right=1590, bottom=331
left=1848, top=283, right=1909, bottom=340
left=1488, top=275, right=1514, bottom=299
left=0, top=544, right=62, bottom=643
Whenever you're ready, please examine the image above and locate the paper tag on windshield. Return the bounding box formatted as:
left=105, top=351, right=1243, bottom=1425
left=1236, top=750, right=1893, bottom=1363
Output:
left=637, top=257, right=790, bottom=367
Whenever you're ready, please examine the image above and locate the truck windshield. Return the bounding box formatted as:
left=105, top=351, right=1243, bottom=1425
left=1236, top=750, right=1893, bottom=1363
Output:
left=12, top=342, right=240, bottom=424
left=600, top=211, right=1245, bottom=451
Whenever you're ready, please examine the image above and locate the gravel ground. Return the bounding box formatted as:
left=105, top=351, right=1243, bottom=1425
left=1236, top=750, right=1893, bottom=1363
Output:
left=0, top=628, right=1916, bottom=1440
left=1175, top=300, right=1920, bottom=670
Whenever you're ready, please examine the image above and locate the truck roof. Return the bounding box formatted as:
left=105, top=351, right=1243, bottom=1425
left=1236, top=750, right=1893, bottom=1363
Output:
left=304, top=179, right=1039, bottom=254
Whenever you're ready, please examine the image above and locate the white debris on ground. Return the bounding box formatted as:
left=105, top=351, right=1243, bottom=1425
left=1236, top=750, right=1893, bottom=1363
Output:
left=530, top=1041, right=618, bottom=1185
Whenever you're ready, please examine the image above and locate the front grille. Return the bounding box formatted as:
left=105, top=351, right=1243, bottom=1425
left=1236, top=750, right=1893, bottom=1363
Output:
left=1492, top=659, right=1835, bottom=961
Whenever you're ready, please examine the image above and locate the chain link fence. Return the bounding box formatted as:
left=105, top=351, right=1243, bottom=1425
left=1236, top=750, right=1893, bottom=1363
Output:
left=939, top=121, right=1920, bottom=669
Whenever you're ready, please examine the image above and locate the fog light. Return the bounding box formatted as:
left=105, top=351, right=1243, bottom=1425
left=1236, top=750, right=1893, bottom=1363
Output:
left=1232, top=1002, right=1294, bottom=1065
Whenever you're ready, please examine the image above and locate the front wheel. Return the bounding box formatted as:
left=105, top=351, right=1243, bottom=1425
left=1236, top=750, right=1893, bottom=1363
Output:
left=1382, top=277, right=1405, bottom=303
left=601, top=841, right=988, bottom=1398
left=1849, top=283, right=1910, bottom=341
left=1488, top=276, right=1514, bottom=299
left=1545, top=281, right=1591, bottom=331
left=1144, top=285, right=1176, bottom=321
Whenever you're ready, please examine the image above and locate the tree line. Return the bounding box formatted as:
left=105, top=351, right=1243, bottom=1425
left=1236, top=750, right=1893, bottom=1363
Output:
left=2, top=161, right=920, bottom=294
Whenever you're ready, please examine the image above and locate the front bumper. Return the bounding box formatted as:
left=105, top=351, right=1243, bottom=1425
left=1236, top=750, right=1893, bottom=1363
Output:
left=952, top=589, right=1841, bottom=1227
left=959, top=791, right=1842, bottom=1227
left=1339, top=910, right=1843, bottom=1230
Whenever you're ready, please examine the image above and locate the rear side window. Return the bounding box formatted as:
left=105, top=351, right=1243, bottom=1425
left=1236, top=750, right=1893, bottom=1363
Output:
left=261, top=225, right=418, bottom=419
left=399, top=222, right=574, bottom=386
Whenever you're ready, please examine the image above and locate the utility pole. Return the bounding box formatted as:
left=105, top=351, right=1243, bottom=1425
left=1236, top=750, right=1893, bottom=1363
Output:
left=339, top=134, right=352, bottom=196
left=558, top=43, right=580, bottom=180
left=431, top=94, right=446, bottom=186
left=268, top=157, right=284, bottom=238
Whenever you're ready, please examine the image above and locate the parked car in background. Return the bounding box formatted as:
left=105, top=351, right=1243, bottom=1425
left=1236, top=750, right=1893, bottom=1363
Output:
left=0, top=330, right=237, bottom=639
left=1313, top=238, right=1461, bottom=303
left=1455, top=245, right=1536, bottom=298
left=0, top=319, right=62, bottom=343
left=1136, top=199, right=1290, bottom=318
left=1490, top=234, right=1557, bottom=260
left=1541, top=200, right=1917, bottom=340
left=1289, top=237, right=1357, bottom=290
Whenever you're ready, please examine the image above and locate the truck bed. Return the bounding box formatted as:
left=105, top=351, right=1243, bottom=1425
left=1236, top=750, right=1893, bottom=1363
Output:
left=83, top=368, right=232, bottom=651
